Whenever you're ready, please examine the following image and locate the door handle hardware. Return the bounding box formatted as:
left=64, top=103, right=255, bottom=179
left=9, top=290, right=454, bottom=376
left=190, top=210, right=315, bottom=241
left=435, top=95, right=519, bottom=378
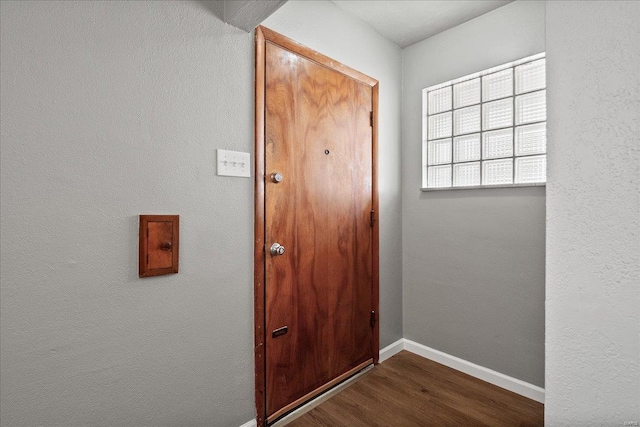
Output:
left=272, top=326, right=288, bottom=338
left=270, top=243, right=285, bottom=256
left=270, top=172, right=283, bottom=183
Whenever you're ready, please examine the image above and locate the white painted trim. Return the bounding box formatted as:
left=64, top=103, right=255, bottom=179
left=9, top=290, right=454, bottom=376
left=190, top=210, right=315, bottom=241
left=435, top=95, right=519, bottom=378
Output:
left=238, top=419, right=257, bottom=427
left=379, top=338, right=405, bottom=363
left=403, top=339, right=545, bottom=403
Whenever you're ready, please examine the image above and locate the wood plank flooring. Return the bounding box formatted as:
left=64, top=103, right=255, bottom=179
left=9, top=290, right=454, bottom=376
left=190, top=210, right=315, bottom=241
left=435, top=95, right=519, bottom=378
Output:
left=284, top=351, right=543, bottom=427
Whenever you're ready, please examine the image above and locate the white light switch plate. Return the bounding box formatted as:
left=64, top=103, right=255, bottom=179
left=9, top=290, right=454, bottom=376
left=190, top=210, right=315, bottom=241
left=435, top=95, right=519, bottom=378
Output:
left=217, top=149, right=251, bottom=177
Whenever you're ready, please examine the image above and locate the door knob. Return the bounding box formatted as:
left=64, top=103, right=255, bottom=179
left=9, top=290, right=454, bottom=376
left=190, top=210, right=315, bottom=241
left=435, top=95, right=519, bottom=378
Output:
left=270, top=243, right=285, bottom=256
left=270, top=172, right=283, bottom=183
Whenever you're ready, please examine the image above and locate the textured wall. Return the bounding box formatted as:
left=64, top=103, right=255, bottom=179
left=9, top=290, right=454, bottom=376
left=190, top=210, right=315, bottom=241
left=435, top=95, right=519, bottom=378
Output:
left=0, top=1, right=256, bottom=425
left=263, top=0, right=404, bottom=349
left=0, top=1, right=402, bottom=426
left=545, top=1, right=640, bottom=424
left=401, top=1, right=546, bottom=387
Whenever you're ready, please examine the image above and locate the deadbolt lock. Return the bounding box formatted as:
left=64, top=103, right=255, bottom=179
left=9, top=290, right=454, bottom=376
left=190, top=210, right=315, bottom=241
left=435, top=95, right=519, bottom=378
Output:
left=270, top=172, right=283, bottom=183
left=270, top=243, right=285, bottom=256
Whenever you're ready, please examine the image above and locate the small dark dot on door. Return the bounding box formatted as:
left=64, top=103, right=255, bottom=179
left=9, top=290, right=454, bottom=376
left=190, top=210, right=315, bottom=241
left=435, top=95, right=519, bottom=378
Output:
left=325, top=150, right=330, bottom=155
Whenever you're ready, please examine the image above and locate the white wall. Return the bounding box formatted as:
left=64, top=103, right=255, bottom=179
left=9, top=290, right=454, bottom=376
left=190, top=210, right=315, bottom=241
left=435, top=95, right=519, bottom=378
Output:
left=401, top=1, right=546, bottom=387
left=545, top=1, right=640, bottom=424
left=263, top=0, right=404, bottom=349
left=0, top=1, right=402, bottom=426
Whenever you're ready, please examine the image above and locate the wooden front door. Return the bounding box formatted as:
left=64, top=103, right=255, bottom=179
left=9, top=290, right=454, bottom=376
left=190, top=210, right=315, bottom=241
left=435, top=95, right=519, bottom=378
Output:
left=254, top=27, right=379, bottom=425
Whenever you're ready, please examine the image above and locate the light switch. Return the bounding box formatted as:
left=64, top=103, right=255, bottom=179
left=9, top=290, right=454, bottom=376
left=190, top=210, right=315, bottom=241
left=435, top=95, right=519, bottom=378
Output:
left=217, top=149, right=250, bottom=177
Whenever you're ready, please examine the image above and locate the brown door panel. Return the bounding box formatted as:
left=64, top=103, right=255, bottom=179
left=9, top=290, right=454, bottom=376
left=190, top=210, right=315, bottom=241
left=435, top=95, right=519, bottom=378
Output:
left=258, top=30, right=378, bottom=424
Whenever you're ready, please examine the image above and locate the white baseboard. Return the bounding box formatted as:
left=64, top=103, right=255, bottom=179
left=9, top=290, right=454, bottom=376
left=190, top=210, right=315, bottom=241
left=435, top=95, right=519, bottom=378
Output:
left=403, top=339, right=545, bottom=403
left=239, top=419, right=257, bottom=427
left=379, top=338, right=405, bottom=363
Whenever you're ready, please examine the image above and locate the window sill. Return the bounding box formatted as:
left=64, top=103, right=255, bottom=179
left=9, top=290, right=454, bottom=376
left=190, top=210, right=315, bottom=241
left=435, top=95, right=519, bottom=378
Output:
left=420, top=183, right=545, bottom=192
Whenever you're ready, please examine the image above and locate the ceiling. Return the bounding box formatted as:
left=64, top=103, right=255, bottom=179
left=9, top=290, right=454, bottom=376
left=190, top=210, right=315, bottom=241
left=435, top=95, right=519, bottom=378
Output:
left=331, top=0, right=513, bottom=48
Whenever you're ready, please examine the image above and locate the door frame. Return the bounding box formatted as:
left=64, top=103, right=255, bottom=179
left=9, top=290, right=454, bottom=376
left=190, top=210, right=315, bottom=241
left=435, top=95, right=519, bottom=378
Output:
left=254, top=26, right=379, bottom=426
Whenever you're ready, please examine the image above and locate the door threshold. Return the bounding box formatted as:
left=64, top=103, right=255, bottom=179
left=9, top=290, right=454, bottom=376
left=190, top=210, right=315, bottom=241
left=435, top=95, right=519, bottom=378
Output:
left=270, top=364, right=375, bottom=427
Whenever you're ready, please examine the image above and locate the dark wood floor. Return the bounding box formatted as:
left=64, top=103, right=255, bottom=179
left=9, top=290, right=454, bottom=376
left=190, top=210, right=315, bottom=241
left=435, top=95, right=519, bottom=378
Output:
left=285, top=351, right=543, bottom=427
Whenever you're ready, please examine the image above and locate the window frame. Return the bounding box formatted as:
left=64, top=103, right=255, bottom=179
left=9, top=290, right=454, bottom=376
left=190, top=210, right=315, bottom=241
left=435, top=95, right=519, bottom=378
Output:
left=421, top=52, right=547, bottom=191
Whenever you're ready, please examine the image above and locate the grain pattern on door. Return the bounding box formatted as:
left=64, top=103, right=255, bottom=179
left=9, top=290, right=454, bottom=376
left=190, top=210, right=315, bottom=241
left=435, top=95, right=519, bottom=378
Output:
left=264, top=41, right=374, bottom=421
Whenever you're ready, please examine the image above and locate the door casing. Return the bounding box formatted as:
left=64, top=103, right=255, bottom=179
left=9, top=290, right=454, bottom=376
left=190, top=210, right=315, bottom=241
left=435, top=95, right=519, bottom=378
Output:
left=254, top=26, right=379, bottom=427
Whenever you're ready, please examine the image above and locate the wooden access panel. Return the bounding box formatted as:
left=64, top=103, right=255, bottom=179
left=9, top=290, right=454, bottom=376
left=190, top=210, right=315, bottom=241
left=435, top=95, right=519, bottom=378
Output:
left=139, top=215, right=179, bottom=277
left=254, top=26, right=380, bottom=426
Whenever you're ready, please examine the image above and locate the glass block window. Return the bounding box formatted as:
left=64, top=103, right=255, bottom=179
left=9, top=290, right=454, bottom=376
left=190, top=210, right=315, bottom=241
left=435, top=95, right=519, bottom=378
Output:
left=422, top=53, right=546, bottom=189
